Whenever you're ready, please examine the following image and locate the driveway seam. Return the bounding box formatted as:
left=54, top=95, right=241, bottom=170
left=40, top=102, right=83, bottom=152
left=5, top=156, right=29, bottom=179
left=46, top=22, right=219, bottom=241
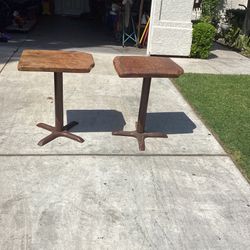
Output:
left=0, top=47, right=18, bottom=74
left=0, top=153, right=228, bottom=157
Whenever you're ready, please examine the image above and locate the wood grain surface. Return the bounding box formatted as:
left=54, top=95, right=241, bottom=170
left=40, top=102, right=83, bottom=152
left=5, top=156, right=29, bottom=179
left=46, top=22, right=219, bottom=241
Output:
left=113, top=56, right=184, bottom=78
left=18, top=50, right=95, bottom=73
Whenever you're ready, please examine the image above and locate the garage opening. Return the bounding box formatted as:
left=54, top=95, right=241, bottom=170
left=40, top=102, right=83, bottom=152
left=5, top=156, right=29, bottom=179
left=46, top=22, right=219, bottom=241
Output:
left=0, top=0, right=152, bottom=51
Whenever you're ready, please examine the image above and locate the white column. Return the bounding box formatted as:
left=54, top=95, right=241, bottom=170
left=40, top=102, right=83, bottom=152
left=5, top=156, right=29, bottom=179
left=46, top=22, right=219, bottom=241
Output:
left=147, top=0, right=194, bottom=56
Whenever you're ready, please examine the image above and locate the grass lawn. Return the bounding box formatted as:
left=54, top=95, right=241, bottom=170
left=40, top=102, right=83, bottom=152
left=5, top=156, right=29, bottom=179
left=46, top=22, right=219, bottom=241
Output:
left=174, top=74, right=250, bottom=182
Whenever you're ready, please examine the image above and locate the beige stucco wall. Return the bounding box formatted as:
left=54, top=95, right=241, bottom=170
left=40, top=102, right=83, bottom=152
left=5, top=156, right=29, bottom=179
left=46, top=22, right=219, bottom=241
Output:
left=147, top=0, right=194, bottom=56
left=225, top=0, right=248, bottom=9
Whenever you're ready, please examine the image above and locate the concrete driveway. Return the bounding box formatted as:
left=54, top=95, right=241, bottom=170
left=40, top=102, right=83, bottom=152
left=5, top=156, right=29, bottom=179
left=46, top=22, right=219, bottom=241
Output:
left=0, top=18, right=250, bottom=249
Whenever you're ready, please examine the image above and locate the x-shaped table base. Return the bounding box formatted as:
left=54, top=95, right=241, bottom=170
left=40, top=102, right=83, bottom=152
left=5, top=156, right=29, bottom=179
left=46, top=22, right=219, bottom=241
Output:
left=37, top=121, right=84, bottom=146
left=112, top=127, right=167, bottom=151
left=37, top=72, right=84, bottom=146
left=112, top=78, right=168, bottom=151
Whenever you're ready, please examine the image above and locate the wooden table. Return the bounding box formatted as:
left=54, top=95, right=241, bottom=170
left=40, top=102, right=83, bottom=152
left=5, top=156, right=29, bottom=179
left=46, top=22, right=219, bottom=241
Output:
left=112, top=56, right=184, bottom=151
left=18, top=50, right=95, bottom=146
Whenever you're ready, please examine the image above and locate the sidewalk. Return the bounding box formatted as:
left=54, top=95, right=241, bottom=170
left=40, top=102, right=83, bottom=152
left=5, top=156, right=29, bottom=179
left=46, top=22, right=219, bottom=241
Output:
left=173, top=43, right=250, bottom=75
left=0, top=43, right=249, bottom=249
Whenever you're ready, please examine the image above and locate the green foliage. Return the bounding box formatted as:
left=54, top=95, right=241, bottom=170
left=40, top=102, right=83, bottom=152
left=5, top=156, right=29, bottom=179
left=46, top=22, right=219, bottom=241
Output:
left=191, top=22, right=216, bottom=59
left=224, top=27, right=250, bottom=56
left=221, top=8, right=250, bottom=57
left=201, top=0, right=225, bottom=24
left=224, top=26, right=241, bottom=46
left=240, top=45, right=250, bottom=57
left=233, top=33, right=250, bottom=50
left=200, top=15, right=212, bottom=24
left=202, top=0, right=219, bottom=17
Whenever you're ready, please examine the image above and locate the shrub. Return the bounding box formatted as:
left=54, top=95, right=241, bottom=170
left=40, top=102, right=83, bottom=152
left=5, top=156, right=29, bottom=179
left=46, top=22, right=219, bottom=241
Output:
left=233, top=33, right=250, bottom=51
left=202, top=0, right=226, bottom=24
left=223, top=26, right=250, bottom=57
left=191, top=22, right=216, bottom=59
left=224, top=27, right=241, bottom=46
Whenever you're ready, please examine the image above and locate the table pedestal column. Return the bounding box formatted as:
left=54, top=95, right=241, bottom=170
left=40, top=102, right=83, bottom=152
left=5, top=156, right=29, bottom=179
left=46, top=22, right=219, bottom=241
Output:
left=37, top=72, right=84, bottom=146
left=112, top=77, right=167, bottom=151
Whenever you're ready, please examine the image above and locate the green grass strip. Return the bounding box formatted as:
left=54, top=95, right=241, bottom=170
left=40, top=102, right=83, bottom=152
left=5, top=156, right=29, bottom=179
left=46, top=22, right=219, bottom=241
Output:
left=174, top=73, right=250, bottom=181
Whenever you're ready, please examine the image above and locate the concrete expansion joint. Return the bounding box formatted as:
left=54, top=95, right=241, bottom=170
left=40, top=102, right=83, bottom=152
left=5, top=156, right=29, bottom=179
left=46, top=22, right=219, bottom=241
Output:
left=0, top=47, right=19, bottom=74
left=0, top=153, right=229, bottom=157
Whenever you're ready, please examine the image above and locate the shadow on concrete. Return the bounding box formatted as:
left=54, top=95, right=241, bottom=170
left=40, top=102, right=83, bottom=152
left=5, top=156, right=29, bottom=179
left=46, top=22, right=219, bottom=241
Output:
left=208, top=42, right=235, bottom=59
left=67, top=109, right=126, bottom=132
left=0, top=46, right=17, bottom=69
left=67, top=110, right=196, bottom=134
left=145, top=112, right=196, bottom=134
left=208, top=53, right=218, bottom=59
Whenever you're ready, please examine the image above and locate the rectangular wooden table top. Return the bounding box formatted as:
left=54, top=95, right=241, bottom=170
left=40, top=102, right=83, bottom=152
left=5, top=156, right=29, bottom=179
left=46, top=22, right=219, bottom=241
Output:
left=18, top=50, right=95, bottom=73
left=113, top=56, right=184, bottom=78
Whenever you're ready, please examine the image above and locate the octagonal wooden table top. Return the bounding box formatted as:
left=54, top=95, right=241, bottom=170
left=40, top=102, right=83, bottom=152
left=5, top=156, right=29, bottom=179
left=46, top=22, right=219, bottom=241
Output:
left=113, top=56, right=184, bottom=78
left=18, top=50, right=95, bottom=73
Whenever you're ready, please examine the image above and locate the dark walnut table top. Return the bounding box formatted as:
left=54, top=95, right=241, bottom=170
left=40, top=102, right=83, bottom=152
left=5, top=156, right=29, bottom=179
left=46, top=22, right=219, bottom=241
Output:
left=18, top=50, right=95, bottom=73
left=113, top=56, right=184, bottom=78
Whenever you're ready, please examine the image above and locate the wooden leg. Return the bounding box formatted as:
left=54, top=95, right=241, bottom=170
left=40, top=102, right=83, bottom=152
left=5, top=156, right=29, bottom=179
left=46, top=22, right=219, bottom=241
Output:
left=37, top=72, right=84, bottom=146
left=112, top=77, right=167, bottom=151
